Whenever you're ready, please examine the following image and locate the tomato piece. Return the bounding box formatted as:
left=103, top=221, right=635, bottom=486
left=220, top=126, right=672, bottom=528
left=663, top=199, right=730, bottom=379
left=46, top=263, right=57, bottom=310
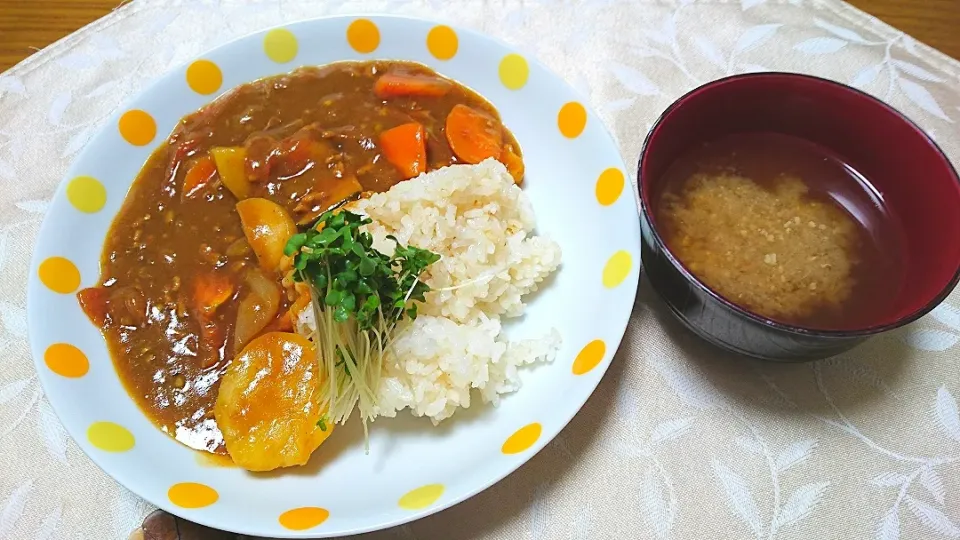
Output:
left=182, top=155, right=217, bottom=199
left=77, top=287, right=110, bottom=328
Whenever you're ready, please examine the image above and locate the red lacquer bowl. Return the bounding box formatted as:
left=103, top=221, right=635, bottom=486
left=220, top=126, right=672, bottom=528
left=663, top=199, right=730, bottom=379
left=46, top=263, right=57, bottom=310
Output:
left=638, top=72, right=960, bottom=361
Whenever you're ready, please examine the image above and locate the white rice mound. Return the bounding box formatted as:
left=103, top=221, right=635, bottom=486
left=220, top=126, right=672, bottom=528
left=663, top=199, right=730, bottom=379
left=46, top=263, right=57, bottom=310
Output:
left=347, top=158, right=562, bottom=423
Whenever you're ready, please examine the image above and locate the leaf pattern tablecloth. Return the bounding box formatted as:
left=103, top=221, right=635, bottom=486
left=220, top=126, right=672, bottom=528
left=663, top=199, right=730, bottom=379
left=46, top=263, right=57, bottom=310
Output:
left=2, top=1, right=960, bottom=539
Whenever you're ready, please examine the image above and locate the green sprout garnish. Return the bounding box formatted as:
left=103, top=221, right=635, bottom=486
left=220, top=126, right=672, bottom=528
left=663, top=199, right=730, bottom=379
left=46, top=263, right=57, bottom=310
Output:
left=285, top=210, right=439, bottom=447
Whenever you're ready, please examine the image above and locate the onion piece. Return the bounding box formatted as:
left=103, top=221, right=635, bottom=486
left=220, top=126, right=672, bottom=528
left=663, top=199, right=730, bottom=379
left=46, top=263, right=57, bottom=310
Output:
left=232, top=268, right=281, bottom=353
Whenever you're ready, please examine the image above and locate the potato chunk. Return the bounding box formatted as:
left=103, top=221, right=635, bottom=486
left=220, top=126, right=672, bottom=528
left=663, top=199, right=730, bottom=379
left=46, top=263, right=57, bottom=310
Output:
left=214, top=332, right=332, bottom=471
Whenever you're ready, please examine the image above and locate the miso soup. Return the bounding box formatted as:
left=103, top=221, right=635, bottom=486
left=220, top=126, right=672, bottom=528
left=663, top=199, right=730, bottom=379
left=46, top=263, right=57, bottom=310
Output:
left=654, top=132, right=905, bottom=330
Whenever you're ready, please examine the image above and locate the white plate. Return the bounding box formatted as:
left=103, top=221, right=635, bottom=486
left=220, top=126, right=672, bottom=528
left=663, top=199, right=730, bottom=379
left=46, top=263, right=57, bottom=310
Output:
left=27, top=15, right=640, bottom=537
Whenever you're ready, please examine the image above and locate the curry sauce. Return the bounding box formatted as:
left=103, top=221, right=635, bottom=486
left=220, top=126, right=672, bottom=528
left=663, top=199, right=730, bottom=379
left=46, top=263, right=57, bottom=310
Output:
left=77, top=61, right=522, bottom=454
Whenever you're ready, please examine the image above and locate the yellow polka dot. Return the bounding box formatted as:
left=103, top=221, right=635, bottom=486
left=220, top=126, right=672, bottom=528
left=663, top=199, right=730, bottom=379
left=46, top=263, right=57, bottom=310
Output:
left=44, top=343, right=89, bottom=378
left=38, top=256, right=80, bottom=294
left=168, top=482, right=219, bottom=509
left=398, top=484, right=444, bottom=510
left=557, top=102, right=587, bottom=138
left=603, top=251, right=633, bottom=289
left=427, top=25, right=458, bottom=60
left=596, top=168, right=625, bottom=206
left=118, top=110, right=156, bottom=147
left=502, top=423, right=541, bottom=454
left=87, top=421, right=135, bottom=452
left=186, top=59, right=222, bottom=95
left=264, top=29, right=298, bottom=63
left=347, top=19, right=380, bottom=54
left=572, top=339, right=606, bottom=375
left=66, top=175, right=107, bottom=213
left=279, top=507, right=330, bottom=530
left=499, top=53, right=529, bottom=90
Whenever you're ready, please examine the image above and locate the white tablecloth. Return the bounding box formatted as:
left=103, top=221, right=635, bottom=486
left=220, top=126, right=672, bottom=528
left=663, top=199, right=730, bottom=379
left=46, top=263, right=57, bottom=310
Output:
left=2, top=1, right=959, bottom=538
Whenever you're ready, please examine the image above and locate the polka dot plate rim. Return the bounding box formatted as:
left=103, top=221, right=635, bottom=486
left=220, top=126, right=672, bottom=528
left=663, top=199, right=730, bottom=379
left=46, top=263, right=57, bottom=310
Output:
left=26, top=15, right=641, bottom=537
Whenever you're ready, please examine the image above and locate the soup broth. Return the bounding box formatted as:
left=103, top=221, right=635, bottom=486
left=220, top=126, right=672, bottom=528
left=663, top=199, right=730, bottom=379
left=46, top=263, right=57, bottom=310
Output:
left=654, top=132, right=905, bottom=330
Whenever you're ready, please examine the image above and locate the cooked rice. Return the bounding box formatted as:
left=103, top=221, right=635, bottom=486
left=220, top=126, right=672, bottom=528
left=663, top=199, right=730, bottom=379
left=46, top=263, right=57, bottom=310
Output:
left=297, top=159, right=562, bottom=423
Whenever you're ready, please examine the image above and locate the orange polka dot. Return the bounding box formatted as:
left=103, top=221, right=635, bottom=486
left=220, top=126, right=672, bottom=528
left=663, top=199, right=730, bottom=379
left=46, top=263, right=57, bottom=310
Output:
left=118, top=110, right=156, bottom=146
left=347, top=19, right=380, bottom=54
left=44, top=343, right=89, bottom=378
left=279, top=507, right=330, bottom=530
left=558, top=102, right=587, bottom=138
left=87, top=421, right=135, bottom=452
left=596, top=168, right=625, bottom=206
left=168, top=482, right=218, bottom=509
left=186, top=60, right=222, bottom=95
left=264, top=29, right=298, bottom=63
left=427, top=25, right=458, bottom=60
left=602, top=251, right=633, bottom=288
left=499, top=54, right=529, bottom=90
left=572, top=340, right=606, bottom=375
left=502, top=423, right=541, bottom=454
left=398, top=484, right=444, bottom=510
left=38, top=256, right=80, bottom=294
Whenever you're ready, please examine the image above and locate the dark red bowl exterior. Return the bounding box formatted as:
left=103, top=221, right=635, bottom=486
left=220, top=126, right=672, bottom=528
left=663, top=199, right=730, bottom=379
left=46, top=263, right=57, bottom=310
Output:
left=638, top=73, right=960, bottom=361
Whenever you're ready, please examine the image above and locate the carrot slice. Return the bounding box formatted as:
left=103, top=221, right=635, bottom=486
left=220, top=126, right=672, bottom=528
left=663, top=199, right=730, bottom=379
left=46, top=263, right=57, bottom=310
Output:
left=295, top=175, right=364, bottom=226
left=272, top=291, right=312, bottom=332
left=499, top=144, right=525, bottom=185
left=183, top=155, right=217, bottom=198
left=194, top=272, right=235, bottom=317
left=193, top=272, right=233, bottom=368
left=379, top=122, right=426, bottom=179
left=445, top=104, right=503, bottom=164
left=374, top=73, right=452, bottom=99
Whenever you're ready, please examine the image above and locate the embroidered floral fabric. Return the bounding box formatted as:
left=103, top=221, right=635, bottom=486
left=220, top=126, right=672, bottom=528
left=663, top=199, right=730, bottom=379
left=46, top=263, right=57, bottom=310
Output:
left=1, top=1, right=959, bottom=539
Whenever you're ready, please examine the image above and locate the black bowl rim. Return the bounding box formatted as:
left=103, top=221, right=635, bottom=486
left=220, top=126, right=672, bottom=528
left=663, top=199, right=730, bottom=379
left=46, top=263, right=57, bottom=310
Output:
left=636, top=71, right=960, bottom=339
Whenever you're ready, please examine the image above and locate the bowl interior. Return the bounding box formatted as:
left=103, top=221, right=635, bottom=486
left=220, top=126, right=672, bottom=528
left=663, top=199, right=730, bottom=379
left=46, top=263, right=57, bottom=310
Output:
left=639, top=72, right=960, bottom=331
